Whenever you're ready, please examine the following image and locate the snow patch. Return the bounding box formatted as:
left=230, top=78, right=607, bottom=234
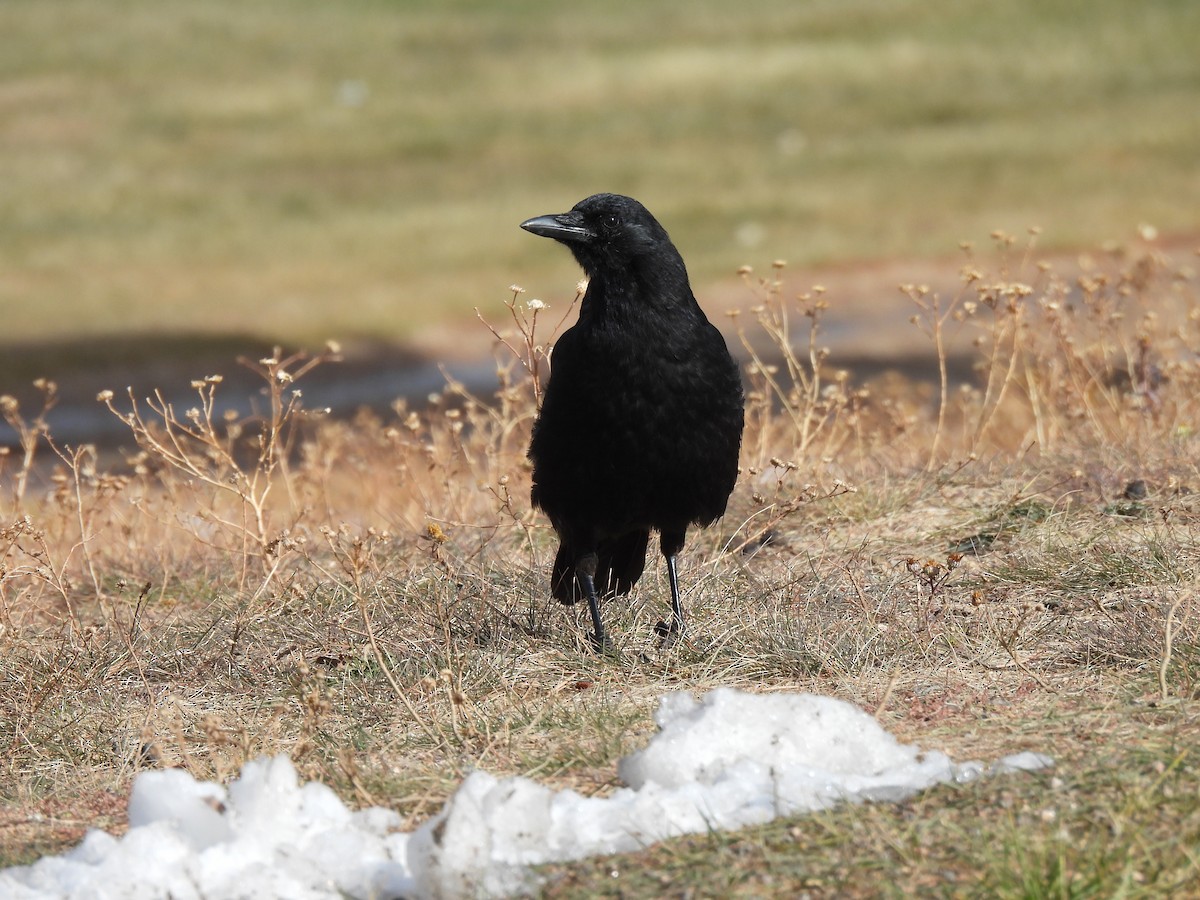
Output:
left=1, top=689, right=1052, bottom=899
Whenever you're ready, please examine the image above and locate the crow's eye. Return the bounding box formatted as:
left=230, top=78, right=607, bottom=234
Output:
left=603, top=214, right=619, bottom=229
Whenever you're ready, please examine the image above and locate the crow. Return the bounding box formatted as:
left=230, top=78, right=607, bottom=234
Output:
left=520, top=193, right=744, bottom=650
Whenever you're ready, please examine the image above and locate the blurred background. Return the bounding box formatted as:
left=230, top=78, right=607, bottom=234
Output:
left=2, top=0, right=1198, bottom=442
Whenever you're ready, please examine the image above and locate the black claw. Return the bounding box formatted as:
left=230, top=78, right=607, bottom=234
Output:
left=653, top=619, right=683, bottom=648
left=589, top=630, right=617, bottom=655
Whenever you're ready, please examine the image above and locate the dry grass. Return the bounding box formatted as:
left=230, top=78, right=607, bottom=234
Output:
left=2, top=235, right=1200, bottom=894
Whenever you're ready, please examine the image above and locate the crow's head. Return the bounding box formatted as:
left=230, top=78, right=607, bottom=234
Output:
left=520, top=193, right=675, bottom=278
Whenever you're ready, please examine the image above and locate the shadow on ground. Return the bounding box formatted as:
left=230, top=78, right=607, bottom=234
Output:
left=0, top=327, right=971, bottom=454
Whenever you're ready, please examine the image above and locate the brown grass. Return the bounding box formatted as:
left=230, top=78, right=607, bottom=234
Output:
left=2, top=234, right=1199, bottom=893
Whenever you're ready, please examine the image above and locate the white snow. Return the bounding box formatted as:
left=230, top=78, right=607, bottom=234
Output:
left=0, top=688, right=1052, bottom=899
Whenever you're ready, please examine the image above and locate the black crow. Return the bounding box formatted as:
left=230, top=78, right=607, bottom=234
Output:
left=520, top=193, right=744, bottom=650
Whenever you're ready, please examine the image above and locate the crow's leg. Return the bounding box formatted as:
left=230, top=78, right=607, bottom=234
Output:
left=657, top=530, right=688, bottom=644
left=575, top=551, right=611, bottom=652
left=665, top=555, right=684, bottom=634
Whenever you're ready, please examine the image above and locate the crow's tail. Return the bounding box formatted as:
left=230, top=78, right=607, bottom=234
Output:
left=550, top=530, right=650, bottom=605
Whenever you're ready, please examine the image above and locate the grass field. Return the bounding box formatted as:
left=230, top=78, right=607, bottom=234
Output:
left=1, top=0, right=1199, bottom=351
left=2, top=235, right=1199, bottom=893
left=3, top=0, right=1200, bottom=893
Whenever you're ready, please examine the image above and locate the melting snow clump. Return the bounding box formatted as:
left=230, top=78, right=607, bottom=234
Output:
left=0, top=688, right=1052, bottom=899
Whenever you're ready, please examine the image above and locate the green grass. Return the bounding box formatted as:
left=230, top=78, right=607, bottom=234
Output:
left=2, top=0, right=1199, bottom=346
left=540, top=711, right=1200, bottom=898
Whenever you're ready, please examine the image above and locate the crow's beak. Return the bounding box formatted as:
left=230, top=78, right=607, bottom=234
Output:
left=520, top=212, right=595, bottom=244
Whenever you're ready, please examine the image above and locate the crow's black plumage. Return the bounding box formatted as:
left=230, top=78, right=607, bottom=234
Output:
left=520, top=193, right=744, bottom=649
